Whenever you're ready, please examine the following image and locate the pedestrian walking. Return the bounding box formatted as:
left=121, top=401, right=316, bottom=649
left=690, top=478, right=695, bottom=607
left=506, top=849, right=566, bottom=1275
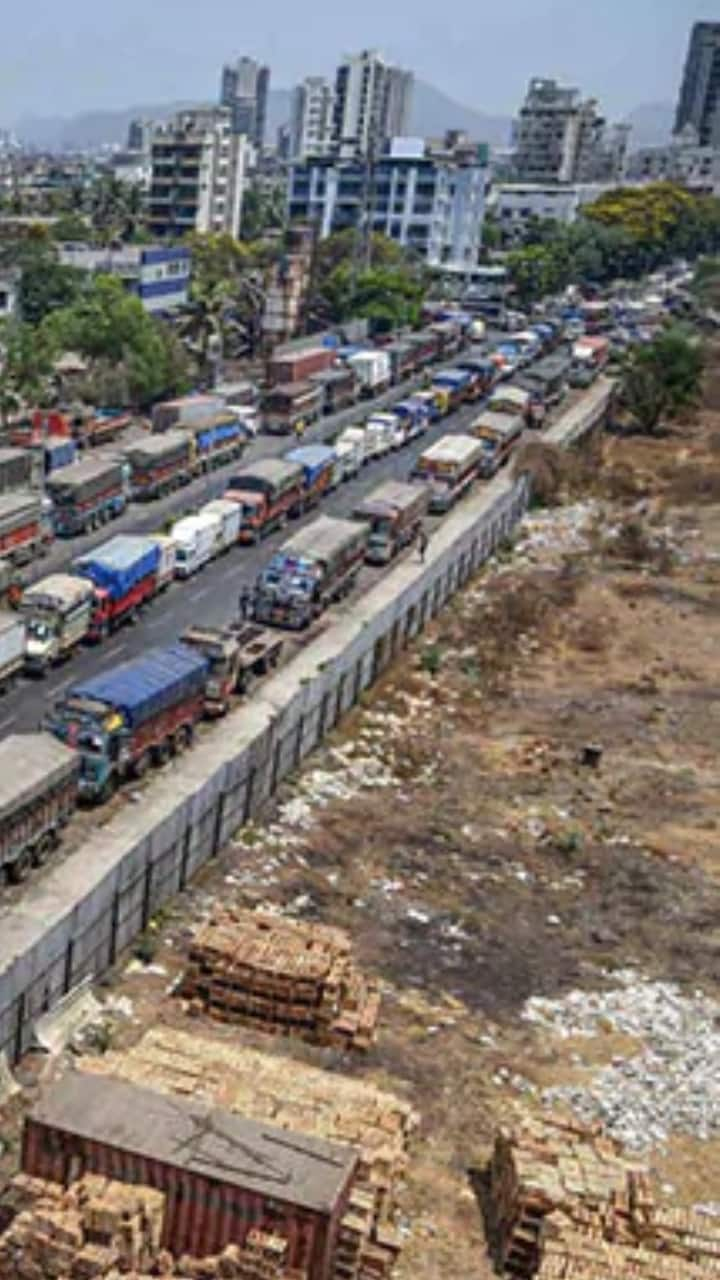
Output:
left=238, top=585, right=252, bottom=620
left=418, top=524, right=429, bottom=564
left=294, top=418, right=306, bottom=441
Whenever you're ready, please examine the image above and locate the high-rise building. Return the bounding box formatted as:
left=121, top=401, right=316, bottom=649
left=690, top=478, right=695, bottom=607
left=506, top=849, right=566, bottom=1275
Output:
left=220, top=56, right=270, bottom=149
left=290, top=77, right=335, bottom=159
left=513, top=78, right=616, bottom=184
left=674, top=22, right=720, bottom=147
left=332, top=50, right=414, bottom=158
left=148, top=107, right=252, bottom=238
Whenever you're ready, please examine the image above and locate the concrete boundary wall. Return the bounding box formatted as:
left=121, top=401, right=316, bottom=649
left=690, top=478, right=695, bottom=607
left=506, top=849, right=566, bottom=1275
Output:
left=0, top=379, right=614, bottom=1064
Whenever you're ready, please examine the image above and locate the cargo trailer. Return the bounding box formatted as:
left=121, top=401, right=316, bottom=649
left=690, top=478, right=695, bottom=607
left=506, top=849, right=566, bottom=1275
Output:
left=354, top=481, right=429, bottom=564
left=225, top=459, right=305, bottom=543
left=20, top=574, right=95, bottom=672
left=46, top=457, right=126, bottom=536
left=124, top=431, right=196, bottom=499
left=0, top=734, right=79, bottom=882
left=254, top=515, right=369, bottom=630
left=0, top=492, right=52, bottom=564
left=74, top=535, right=161, bottom=639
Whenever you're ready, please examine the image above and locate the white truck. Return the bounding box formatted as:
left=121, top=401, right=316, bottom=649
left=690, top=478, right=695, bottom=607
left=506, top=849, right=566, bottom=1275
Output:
left=0, top=612, right=25, bottom=692
left=146, top=534, right=177, bottom=591
left=365, top=413, right=398, bottom=456
left=171, top=514, right=219, bottom=578
left=347, top=349, right=392, bottom=397
left=20, top=574, right=95, bottom=674
left=334, top=428, right=366, bottom=479
left=199, top=499, right=241, bottom=553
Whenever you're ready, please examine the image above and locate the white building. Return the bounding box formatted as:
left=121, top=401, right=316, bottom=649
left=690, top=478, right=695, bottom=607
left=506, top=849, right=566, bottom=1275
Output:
left=291, top=77, right=335, bottom=159
left=148, top=108, right=253, bottom=238
left=626, top=127, right=720, bottom=196
left=492, top=182, right=610, bottom=238
left=288, top=136, right=487, bottom=268
left=57, top=244, right=190, bottom=313
left=332, top=50, right=414, bottom=158
left=513, top=78, right=626, bottom=184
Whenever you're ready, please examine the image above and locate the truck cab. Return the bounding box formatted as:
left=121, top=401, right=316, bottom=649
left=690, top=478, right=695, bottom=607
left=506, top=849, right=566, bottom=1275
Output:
left=182, top=626, right=241, bottom=716
left=45, top=695, right=128, bottom=803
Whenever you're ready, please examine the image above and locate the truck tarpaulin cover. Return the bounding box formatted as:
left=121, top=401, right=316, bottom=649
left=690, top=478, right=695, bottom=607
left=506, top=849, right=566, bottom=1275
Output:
left=67, top=644, right=208, bottom=729
left=75, top=535, right=161, bottom=602
left=285, top=445, right=335, bottom=487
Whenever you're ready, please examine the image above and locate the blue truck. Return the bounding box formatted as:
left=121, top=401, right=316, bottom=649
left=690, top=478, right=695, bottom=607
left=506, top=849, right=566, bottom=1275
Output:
left=43, top=438, right=77, bottom=475
left=431, top=367, right=473, bottom=410
left=74, top=534, right=162, bottom=641
left=45, top=643, right=209, bottom=803
left=180, top=411, right=246, bottom=473
left=253, top=515, right=369, bottom=630
left=285, top=444, right=339, bottom=508
left=393, top=399, right=430, bottom=441
left=45, top=457, right=127, bottom=536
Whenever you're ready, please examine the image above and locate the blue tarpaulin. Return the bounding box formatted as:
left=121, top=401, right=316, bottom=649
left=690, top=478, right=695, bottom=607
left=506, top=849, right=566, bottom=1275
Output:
left=67, top=644, right=208, bottom=729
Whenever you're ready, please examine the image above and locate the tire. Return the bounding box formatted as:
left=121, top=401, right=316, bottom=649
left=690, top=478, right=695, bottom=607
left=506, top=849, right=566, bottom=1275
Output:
left=133, top=751, right=151, bottom=779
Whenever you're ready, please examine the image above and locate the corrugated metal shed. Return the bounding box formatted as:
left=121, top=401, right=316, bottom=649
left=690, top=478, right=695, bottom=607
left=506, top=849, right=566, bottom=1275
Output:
left=0, top=734, right=78, bottom=824
left=67, top=644, right=208, bottom=728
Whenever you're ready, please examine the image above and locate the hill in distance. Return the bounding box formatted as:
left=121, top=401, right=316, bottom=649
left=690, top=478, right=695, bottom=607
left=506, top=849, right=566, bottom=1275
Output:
left=15, top=80, right=513, bottom=151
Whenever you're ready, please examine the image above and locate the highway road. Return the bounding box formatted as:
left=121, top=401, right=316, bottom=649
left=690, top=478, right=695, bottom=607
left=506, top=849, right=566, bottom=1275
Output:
left=2, top=395, right=488, bottom=736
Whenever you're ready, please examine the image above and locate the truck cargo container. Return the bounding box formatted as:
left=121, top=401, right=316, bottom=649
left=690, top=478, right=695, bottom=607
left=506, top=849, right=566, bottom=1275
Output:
left=21, top=574, right=95, bottom=672
left=0, top=492, right=52, bottom=564
left=43, top=438, right=77, bottom=475
left=385, top=340, right=416, bottom=383
left=124, top=431, right=196, bottom=499
left=182, top=622, right=282, bottom=715
left=0, top=735, right=79, bottom=882
left=171, top=514, right=218, bottom=578
left=225, top=459, right=305, bottom=543
left=431, top=367, right=472, bottom=410
left=346, top=349, right=391, bottom=397
left=333, top=428, right=365, bottom=479
left=393, top=399, right=429, bottom=441
left=146, top=534, right=176, bottom=591
left=254, top=516, right=369, bottom=630
left=430, top=319, right=464, bottom=357
left=45, top=643, right=209, bottom=802
left=76, top=409, right=133, bottom=447
left=263, top=381, right=323, bottom=435
left=151, top=394, right=224, bottom=434
left=471, top=411, right=525, bottom=477
left=285, top=444, right=337, bottom=509
left=179, top=411, right=245, bottom=471
left=75, top=535, right=161, bottom=640
left=308, top=365, right=358, bottom=415
left=268, top=345, right=335, bottom=386
left=486, top=384, right=534, bottom=426
left=353, top=481, right=429, bottom=564
left=0, top=611, right=25, bottom=689
left=412, top=434, right=484, bottom=512
left=0, top=447, right=34, bottom=493
left=199, top=498, right=241, bottom=553
left=364, top=414, right=397, bottom=456
left=407, top=389, right=443, bottom=423
left=405, top=329, right=440, bottom=368
left=46, top=457, right=126, bottom=536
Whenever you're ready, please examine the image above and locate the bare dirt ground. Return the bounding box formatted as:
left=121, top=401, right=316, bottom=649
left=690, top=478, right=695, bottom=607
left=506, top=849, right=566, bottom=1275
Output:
left=4, top=352, right=720, bottom=1278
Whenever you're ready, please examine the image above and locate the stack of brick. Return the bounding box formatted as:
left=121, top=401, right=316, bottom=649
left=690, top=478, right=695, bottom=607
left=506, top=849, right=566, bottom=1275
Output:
left=82, top=1027, right=418, bottom=1280
left=179, top=910, right=380, bottom=1051
left=0, top=1173, right=164, bottom=1279
left=538, top=1223, right=718, bottom=1280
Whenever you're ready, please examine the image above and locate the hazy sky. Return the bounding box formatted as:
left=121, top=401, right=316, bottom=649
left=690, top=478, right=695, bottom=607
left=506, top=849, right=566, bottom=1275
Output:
left=1, top=0, right=712, bottom=122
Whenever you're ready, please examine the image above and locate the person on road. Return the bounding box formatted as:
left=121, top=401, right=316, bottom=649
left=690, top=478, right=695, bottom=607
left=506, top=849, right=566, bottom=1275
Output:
left=238, top=585, right=253, bottom=620
left=418, top=524, right=429, bottom=564
left=294, top=418, right=306, bottom=440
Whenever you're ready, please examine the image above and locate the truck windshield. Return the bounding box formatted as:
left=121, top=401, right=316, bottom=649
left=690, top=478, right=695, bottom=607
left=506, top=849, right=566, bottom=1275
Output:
left=27, top=619, right=53, bottom=641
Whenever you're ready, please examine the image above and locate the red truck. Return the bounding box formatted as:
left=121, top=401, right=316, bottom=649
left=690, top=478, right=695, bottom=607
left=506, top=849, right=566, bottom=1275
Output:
left=74, top=535, right=162, bottom=641
left=0, top=494, right=53, bottom=565
left=125, top=431, right=196, bottom=499
left=226, top=458, right=305, bottom=543
left=267, top=345, right=335, bottom=386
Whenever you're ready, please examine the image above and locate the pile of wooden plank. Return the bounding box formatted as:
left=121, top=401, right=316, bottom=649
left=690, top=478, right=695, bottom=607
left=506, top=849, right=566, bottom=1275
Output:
left=82, top=1027, right=418, bottom=1279
left=0, top=1173, right=165, bottom=1279
left=539, top=1222, right=718, bottom=1280
left=179, top=909, right=380, bottom=1051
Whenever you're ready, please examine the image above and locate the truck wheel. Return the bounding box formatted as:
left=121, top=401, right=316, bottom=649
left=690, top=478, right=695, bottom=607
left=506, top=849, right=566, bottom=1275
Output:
left=32, top=834, right=54, bottom=867
left=133, top=751, right=151, bottom=779
left=7, top=850, right=31, bottom=883
left=153, top=739, right=171, bottom=765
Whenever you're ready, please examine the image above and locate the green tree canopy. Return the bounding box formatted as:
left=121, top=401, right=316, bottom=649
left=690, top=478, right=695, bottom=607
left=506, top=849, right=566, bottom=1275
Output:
left=620, top=327, right=704, bottom=434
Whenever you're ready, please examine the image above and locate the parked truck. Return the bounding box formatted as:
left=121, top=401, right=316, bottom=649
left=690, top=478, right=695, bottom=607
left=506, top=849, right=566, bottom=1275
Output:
left=171, top=514, right=218, bottom=578
left=20, top=574, right=95, bottom=673
left=412, top=434, right=484, bottom=513
left=334, top=428, right=366, bottom=479
left=285, top=444, right=337, bottom=509
left=180, top=411, right=245, bottom=471
left=263, top=381, right=324, bottom=435
left=268, top=345, right=335, bottom=386
left=75, top=410, right=133, bottom=448
left=182, top=622, right=283, bottom=715
left=393, top=399, right=429, bottom=441
left=43, top=438, right=77, bottom=475
left=253, top=516, right=369, bottom=630
left=146, top=535, right=177, bottom=591
left=0, top=734, right=79, bottom=882
left=308, top=366, right=358, bottom=415
left=0, top=447, right=34, bottom=494
left=0, top=611, right=26, bottom=689
left=0, top=493, right=53, bottom=564
left=152, top=394, right=224, bottom=433
left=46, top=457, right=127, bottom=536
left=346, top=349, right=392, bottom=397
left=199, top=499, right=240, bottom=553
left=354, top=482, right=429, bottom=564
left=471, top=411, right=525, bottom=477
left=74, top=535, right=161, bottom=640
left=225, top=459, right=305, bottom=543
left=431, top=367, right=472, bottom=411
left=125, top=431, right=196, bottom=499
left=45, top=644, right=209, bottom=803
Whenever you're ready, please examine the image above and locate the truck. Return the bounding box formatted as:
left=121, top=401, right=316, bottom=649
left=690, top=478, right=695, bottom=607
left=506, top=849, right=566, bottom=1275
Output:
left=0, top=611, right=26, bottom=689
left=334, top=427, right=366, bottom=479
left=412, top=434, right=484, bottom=513
left=486, top=385, right=534, bottom=427
left=199, top=499, right=241, bottom=553
left=152, top=394, right=225, bottom=434
left=431, top=367, right=472, bottom=410
left=180, top=412, right=245, bottom=472
left=471, top=411, right=525, bottom=477
left=225, top=459, right=305, bottom=544
left=171, top=514, right=218, bottom=578
left=364, top=414, right=397, bottom=456
left=308, top=366, right=358, bottom=415
left=385, top=340, right=417, bottom=384
left=43, top=438, right=77, bottom=475
left=45, top=644, right=209, bottom=803
left=20, top=575, right=95, bottom=673
left=393, top=399, right=429, bottom=441
left=253, top=516, right=369, bottom=630
left=405, top=329, right=440, bottom=369
left=46, top=457, right=127, bottom=536
left=519, top=355, right=571, bottom=416
left=346, top=349, right=392, bottom=397
left=0, top=493, right=53, bottom=564
left=0, top=735, right=79, bottom=882
left=76, top=410, right=133, bottom=448
left=457, top=350, right=498, bottom=397
left=268, top=345, right=335, bottom=386
left=285, top=444, right=337, bottom=509
left=263, top=382, right=324, bottom=435
left=74, top=535, right=161, bottom=640
left=0, top=447, right=34, bottom=494
left=182, top=622, right=283, bottom=716
left=354, top=482, right=429, bottom=565
left=125, top=431, right=196, bottom=499
left=570, top=336, right=610, bottom=387
left=146, top=535, right=177, bottom=591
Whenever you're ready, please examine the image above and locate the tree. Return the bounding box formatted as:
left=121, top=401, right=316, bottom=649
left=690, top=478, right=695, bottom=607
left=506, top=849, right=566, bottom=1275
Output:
left=240, top=185, right=286, bottom=240
left=184, top=232, right=277, bottom=362
left=50, top=213, right=91, bottom=242
left=306, top=230, right=424, bottom=328
left=620, top=328, right=704, bottom=434
left=18, top=246, right=85, bottom=326
left=0, top=319, right=56, bottom=423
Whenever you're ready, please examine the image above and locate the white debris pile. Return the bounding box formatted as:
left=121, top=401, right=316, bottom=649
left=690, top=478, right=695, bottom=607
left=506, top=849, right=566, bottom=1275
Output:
left=523, top=970, right=720, bottom=1152
left=511, top=501, right=600, bottom=563
left=273, top=745, right=397, bottom=833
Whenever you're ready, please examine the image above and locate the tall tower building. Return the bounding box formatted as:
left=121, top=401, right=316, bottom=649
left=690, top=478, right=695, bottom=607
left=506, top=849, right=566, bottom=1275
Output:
left=290, top=77, right=335, bottom=159
left=220, top=56, right=270, bottom=149
left=675, top=22, right=720, bottom=147
left=332, top=50, right=414, bottom=158
left=514, top=78, right=607, bottom=184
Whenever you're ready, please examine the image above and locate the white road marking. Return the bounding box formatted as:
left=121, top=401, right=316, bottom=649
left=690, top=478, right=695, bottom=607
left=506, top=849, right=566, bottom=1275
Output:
left=45, top=678, right=70, bottom=699
left=192, top=584, right=214, bottom=600
left=105, top=643, right=127, bottom=660
left=0, top=715, right=17, bottom=734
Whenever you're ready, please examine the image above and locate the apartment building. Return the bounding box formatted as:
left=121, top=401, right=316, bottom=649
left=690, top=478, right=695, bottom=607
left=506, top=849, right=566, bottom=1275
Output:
left=148, top=107, right=252, bottom=238
left=288, top=135, right=486, bottom=268
left=220, top=56, right=270, bottom=148
left=492, top=182, right=610, bottom=240
left=627, top=126, right=720, bottom=197
left=332, top=50, right=414, bottom=159
left=675, top=22, right=720, bottom=147
left=57, top=244, right=190, bottom=312
left=291, top=77, right=335, bottom=159
left=513, top=78, right=624, bottom=184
